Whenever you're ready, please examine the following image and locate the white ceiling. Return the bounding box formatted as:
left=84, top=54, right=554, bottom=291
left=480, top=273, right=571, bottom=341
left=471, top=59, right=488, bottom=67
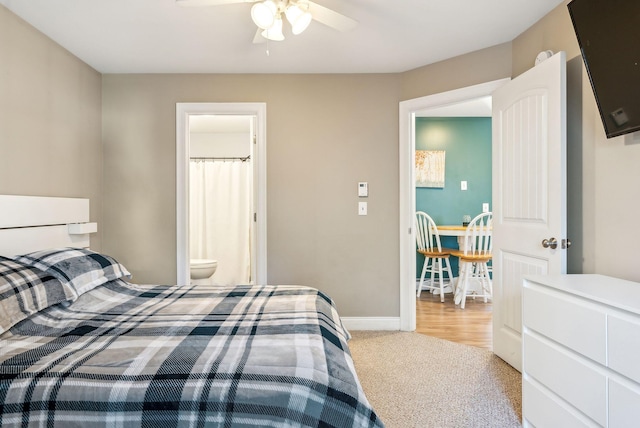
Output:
left=0, top=0, right=565, bottom=74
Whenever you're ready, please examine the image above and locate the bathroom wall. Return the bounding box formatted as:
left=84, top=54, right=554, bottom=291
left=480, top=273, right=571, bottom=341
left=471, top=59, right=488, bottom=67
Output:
left=190, top=131, right=251, bottom=158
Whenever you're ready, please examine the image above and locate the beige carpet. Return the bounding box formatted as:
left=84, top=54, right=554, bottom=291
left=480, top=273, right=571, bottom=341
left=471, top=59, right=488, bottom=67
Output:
left=348, top=331, right=522, bottom=428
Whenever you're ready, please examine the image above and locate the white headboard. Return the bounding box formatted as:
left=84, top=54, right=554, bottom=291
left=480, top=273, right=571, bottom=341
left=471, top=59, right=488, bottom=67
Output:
left=0, top=195, right=97, bottom=257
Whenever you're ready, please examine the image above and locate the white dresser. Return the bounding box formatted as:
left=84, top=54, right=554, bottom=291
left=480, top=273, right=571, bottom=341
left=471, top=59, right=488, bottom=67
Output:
left=522, top=274, right=640, bottom=427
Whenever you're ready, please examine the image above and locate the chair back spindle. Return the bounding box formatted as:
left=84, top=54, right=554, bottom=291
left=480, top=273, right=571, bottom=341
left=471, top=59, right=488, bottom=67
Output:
left=415, top=211, right=453, bottom=301
left=453, top=212, right=493, bottom=309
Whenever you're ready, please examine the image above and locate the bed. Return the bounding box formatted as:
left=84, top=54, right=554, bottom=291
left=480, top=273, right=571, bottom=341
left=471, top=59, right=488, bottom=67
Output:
left=0, top=196, right=383, bottom=427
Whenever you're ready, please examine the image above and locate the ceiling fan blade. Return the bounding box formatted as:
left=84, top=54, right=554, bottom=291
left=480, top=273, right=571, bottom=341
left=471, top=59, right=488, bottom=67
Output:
left=252, top=28, right=267, bottom=44
left=176, top=0, right=254, bottom=7
left=307, top=1, right=357, bottom=32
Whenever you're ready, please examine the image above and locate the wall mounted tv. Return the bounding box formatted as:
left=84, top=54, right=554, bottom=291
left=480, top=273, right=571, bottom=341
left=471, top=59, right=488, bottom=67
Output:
left=568, top=0, right=640, bottom=138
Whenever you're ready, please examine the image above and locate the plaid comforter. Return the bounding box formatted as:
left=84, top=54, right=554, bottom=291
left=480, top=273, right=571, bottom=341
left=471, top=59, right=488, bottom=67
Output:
left=0, top=281, right=383, bottom=427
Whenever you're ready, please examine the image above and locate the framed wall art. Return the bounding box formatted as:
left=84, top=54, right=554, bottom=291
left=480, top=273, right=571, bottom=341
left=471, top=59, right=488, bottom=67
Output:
left=415, top=150, right=445, bottom=188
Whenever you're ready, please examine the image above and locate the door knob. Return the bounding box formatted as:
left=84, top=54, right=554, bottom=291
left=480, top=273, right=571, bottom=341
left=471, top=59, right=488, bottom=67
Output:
left=541, top=237, right=558, bottom=249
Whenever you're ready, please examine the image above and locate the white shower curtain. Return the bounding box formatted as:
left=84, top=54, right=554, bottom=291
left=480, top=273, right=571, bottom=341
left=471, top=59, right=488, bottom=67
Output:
left=190, top=159, right=252, bottom=285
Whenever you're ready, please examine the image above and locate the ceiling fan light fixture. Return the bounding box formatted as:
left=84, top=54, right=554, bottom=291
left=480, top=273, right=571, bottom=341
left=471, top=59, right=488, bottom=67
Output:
left=261, top=16, right=285, bottom=41
left=251, top=0, right=277, bottom=30
left=285, top=4, right=312, bottom=35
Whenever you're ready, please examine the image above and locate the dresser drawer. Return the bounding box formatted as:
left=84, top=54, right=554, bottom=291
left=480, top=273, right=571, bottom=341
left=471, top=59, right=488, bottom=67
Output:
left=523, top=332, right=606, bottom=425
left=523, top=378, right=599, bottom=428
left=609, top=379, right=640, bottom=428
left=608, top=315, right=640, bottom=384
left=523, top=285, right=606, bottom=364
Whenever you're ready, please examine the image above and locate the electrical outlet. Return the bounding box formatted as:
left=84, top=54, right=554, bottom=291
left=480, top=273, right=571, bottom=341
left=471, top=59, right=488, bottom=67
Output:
left=482, top=203, right=489, bottom=213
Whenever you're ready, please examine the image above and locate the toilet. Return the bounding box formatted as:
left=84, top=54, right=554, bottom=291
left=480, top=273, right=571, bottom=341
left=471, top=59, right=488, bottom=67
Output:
left=190, top=259, right=218, bottom=280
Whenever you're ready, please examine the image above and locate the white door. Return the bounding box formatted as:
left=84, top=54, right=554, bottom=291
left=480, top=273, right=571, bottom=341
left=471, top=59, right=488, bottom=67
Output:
left=492, top=51, right=567, bottom=371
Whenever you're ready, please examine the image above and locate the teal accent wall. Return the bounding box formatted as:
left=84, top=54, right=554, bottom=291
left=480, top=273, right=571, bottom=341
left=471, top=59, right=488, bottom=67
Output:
left=415, top=117, right=492, bottom=278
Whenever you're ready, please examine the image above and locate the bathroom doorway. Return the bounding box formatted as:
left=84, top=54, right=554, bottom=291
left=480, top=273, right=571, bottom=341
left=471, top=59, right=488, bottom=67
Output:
left=189, top=115, right=252, bottom=285
left=176, top=103, right=267, bottom=286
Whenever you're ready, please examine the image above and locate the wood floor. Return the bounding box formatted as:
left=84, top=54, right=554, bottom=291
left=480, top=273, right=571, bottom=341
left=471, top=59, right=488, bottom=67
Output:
left=416, top=290, right=493, bottom=350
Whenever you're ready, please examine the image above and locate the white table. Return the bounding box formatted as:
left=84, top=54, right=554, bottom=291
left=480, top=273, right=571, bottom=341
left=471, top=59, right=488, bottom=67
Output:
left=436, top=225, right=466, bottom=248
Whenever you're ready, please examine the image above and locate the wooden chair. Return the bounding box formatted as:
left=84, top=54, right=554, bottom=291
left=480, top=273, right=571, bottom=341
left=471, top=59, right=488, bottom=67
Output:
left=415, top=211, right=455, bottom=301
left=451, top=212, right=492, bottom=309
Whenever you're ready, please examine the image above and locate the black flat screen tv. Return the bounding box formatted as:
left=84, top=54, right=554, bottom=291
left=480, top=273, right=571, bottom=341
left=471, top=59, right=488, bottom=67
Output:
left=567, top=0, right=640, bottom=138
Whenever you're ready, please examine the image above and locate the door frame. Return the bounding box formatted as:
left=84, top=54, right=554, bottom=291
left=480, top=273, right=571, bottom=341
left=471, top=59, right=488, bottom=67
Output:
left=399, top=79, right=510, bottom=331
left=176, top=102, right=267, bottom=286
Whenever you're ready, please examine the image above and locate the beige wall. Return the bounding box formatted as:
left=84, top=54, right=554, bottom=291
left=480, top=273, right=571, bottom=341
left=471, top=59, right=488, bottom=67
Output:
left=0, top=6, right=103, bottom=249
left=400, top=42, right=512, bottom=101
left=511, top=1, right=580, bottom=78
left=5, top=0, right=640, bottom=320
left=102, top=73, right=402, bottom=316
left=513, top=1, right=640, bottom=282
left=100, top=50, right=512, bottom=318
left=1, top=2, right=509, bottom=318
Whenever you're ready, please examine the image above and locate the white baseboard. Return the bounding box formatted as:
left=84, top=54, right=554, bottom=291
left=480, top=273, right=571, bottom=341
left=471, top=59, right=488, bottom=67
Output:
left=341, top=317, right=400, bottom=331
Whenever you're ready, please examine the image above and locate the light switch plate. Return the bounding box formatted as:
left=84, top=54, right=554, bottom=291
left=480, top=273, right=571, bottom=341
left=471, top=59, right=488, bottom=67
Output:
left=482, top=203, right=489, bottom=213
left=358, top=201, right=367, bottom=215
left=461, top=181, right=467, bottom=191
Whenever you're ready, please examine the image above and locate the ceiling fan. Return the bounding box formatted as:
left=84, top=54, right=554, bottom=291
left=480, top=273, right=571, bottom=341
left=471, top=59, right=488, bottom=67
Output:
left=176, top=0, right=358, bottom=43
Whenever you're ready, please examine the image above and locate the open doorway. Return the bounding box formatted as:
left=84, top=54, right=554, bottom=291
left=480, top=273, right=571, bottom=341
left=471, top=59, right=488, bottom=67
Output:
left=399, top=79, right=510, bottom=332
left=189, top=115, right=253, bottom=286
left=414, top=108, right=493, bottom=345
left=176, top=103, right=267, bottom=287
